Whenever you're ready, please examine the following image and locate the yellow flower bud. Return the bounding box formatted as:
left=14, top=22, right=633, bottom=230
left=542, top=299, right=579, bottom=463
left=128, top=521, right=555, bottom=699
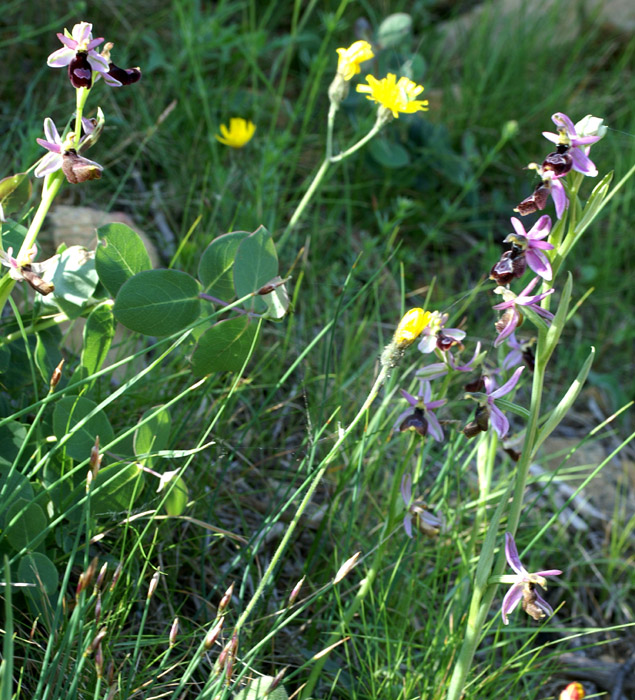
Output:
left=559, top=682, right=585, bottom=700
left=335, top=40, right=374, bottom=81
left=393, top=308, right=430, bottom=348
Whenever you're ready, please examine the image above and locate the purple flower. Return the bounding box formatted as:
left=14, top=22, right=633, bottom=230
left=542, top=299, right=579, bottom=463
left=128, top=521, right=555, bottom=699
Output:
left=417, top=311, right=466, bottom=354
left=483, top=366, right=524, bottom=439
left=506, top=215, right=554, bottom=280
left=47, top=22, right=119, bottom=88
left=542, top=112, right=601, bottom=177
left=501, top=532, right=562, bottom=625
left=492, top=277, right=554, bottom=347
left=501, top=333, right=524, bottom=370
left=0, top=246, right=38, bottom=280
left=447, top=341, right=482, bottom=372
left=400, top=474, right=442, bottom=538
left=35, top=117, right=103, bottom=180
left=393, top=380, right=447, bottom=441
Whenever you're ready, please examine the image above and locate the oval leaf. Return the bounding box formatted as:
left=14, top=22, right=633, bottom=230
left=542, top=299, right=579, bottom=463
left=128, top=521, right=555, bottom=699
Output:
left=369, top=138, right=410, bottom=169
left=377, top=13, right=412, bottom=49
left=0, top=172, right=32, bottom=215
left=164, top=475, right=188, bottom=516
left=114, top=269, right=201, bottom=336
left=45, top=246, right=99, bottom=318
left=191, top=316, right=258, bottom=375
left=89, top=462, right=144, bottom=516
left=5, top=499, right=47, bottom=551
left=53, top=396, right=114, bottom=461
left=133, top=405, right=172, bottom=466
left=95, top=222, right=153, bottom=297
left=72, top=302, right=116, bottom=387
left=18, top=552, right=59, bottom=597
left=233, top=226, right=278, bottom=311
left=198, top=230, right=250, bottom=301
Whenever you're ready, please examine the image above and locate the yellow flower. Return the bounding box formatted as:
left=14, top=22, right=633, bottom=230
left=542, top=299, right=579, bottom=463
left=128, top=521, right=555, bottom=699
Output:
left=356, top=73, right=429, bottom=118
left=215, top=118, right=256, bottom=148
left=393, top=308, right=431, bottom=348
left=336, top=40, right=374, bottom=81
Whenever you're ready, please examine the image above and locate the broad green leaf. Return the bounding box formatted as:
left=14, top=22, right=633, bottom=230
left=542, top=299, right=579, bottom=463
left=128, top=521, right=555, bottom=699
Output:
left=164, top=475, right=188, bottom=516
left=233, top=226, right=278, bottom=312
left=114, top=269, right=201, bottom=336
left=369, top=138, right=411, bottom=169
left=0, top=473, right=33, bottom=527
left=18, top=552, right=59, bottom=597
left=233, top=676, right=289, bottom=700
left=53, top=396, right=114, bottom=461
left=4, top=499, right=47, bottom=551
left=71, top=302, right=116, bottom=387
left=198, top=231, right=249, bottom=301
left=534, top=348, right=595, bottom=454
left=191, top=316, right=258, bottom=376
left=89, top=462, right=144, bottom=516
left=34, top=331, right=62, bottom=387
left=0, top=220, right=27, bottom=253
left=46, top=246, right=99, bottom=318
left=0, top=421, right=28, bottom=470
left=377, top=13, right=412, bottom=49
left=133, top=405, right=172, bottom=466
left=95, top=222, right=153, bottom=297
left=0, top=173, right=32, bottom=215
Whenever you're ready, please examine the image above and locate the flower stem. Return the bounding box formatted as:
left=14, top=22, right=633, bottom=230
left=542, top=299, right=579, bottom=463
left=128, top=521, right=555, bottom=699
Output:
left=73, top=87, right=90, bottom=149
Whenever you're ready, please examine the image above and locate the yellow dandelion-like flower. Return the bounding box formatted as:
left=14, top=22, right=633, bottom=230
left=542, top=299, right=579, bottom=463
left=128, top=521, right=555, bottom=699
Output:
left=356, top=73, right=429, bottom=119
left=335, top=40, right=374, bottom=81
left=393, top=308, right=431, bottom=348
left=215, top=118, right=256, bottom=148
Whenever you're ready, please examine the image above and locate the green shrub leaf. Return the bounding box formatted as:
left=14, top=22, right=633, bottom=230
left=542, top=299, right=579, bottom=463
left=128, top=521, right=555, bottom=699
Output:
left=114, top=269, right=201, bottom=336
left=191, top=316, right=258, bottom=375
left=53, top=396, right=114, bottom=461
left=95, top=222, right=153, bottom=297
left=198, top=231, right=250, bottom=301
left=18, top=552, right=59, bottom=597
left=133, top=405, right=172, bottom=466
left=5, top=499, right=47, bottom=551
left=233, top=226, right=278, bottom=312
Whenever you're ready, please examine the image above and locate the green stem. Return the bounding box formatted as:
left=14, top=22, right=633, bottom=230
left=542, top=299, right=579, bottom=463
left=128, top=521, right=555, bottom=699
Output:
left=73, top=87, right=90, bottom=149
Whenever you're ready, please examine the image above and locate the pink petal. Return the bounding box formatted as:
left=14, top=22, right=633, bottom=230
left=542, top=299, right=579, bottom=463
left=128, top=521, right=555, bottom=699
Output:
left=489, top=402, right=510, bottom=438
left=47, top=47, right=75, bottom=67
left=494, top=309, right=519, bottom=347
left=529, top=240, right=554, bottom=250
left=502, top=348, right=523, bottom=370
left=501, top=583, right=523, bottom=624
left=73, top=22, right=93, bottom=44
left=489, top=366, right=524, bottom=399
left=570, top=147, right=597, bottom=177
left=403, top=514, right=414, bottom=538
left=399, top=389, right=418, bottom=407
left=87, top=52, right=110, bottom=72
left=43, top=117, right=60, bottom=145
left=34, top=153, right=63, bottom=178
left=425, top=399, right=447, bottom=411
left=535, top=569, right=562, bottom=577
left=444, top=328, right=466, bottom=341
left=528, top=215, right=552, bottom=239
left=571, top=135, right=600, bottom=146
left=56, top=33, right=78, bottom=50
left=86, top=37, right=105, bottom=51
left=417, top=334, right=437, bottom=354
left=426, top=411, right=444, bottom=442
left=552, top=112, right=576, bottom=136
left=401, top=474, right=412, bottom=505
left=36, top=138, right=62, bottom=153
left=510, top=217, right=527, bottom=237
left=525, top=249, right=552, bottom=280
left=505, top=533, right=525, bottom=574
left=542, top=131, right=560, bottom=145
left=550, top=179, right=568, bottom=219
left=421, top=380, right=432, bottom=404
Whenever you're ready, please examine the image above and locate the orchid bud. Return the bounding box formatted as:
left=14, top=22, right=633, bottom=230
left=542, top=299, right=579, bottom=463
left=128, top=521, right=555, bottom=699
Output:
left=49, top=358, right=64, bottom=390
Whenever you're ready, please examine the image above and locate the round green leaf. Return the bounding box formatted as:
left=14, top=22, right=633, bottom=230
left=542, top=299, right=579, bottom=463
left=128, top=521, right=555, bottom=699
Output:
left=46, top=246, right=99, bottom=318
left=95, top=222, right=153, bottom=297
left=191, top=316, right=258, bottom=376
left=89, top=462, right=144, bottom=516
left=164, top=476, right=188, bottom=516
left=114, top=269, right=201, bottom=336
left=18, top=552, right=59, bottom=597
left=377, top=12, right=412, bottom=49
left=0, top=172, right=32, bottom=215
left=369, top=138, right=411, bottom=169
left=133, top=405, right=172, bottom=466
left=233, top=676, right=289, bottom=700
left=73, top=302, right=116, bottom=386
left=53, top=396, right=114, bottom=461
left=233, top=226, right=278, bottom=311
left=5, top=498, right=47, bottom=551
left=198, top=231, right=250, bottom=301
